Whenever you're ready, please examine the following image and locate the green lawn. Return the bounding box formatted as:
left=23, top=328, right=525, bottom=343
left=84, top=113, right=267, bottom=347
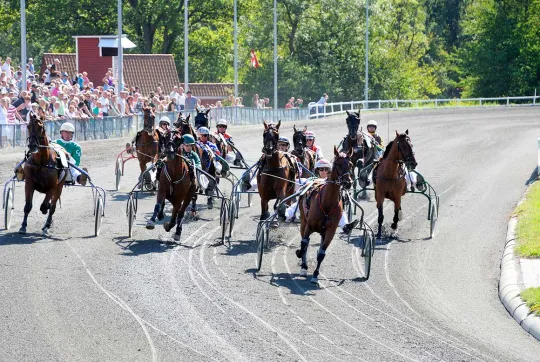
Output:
left=521, top=287, right=540, bottom=315
left=515, top=181, right=540, bottom=257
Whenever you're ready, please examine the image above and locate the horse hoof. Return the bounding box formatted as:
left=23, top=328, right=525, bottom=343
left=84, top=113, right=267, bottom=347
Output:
left=18, top=227, right=27, bottom=234
left=42, top=228, right=49, bottom=236
left=391, top=223, right=398, bottom=230
left=300, top=268, right=308, bottom=277
left=146, top=221, right=155, bottom=230
left=173, top=233, right=181, bottom=242
left=157, top=213, right=165, bottom=221
left=270, top=221, right=279, bottom=228
left=311, top=277, right=319, bottom=284
left=295, top=249, right=303, bottom=258
left=398, top=210, right=403, bottom=221
left=163, top=222, right=171, bottom=232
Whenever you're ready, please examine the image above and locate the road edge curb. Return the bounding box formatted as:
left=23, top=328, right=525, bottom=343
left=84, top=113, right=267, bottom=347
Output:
left=499, top=216, right=540, bottom=341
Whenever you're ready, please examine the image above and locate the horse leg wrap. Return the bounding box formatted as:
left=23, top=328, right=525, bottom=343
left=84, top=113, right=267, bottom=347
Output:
left=300, top=238, right=310, bottom=269
left=150, top=203, right=161, bottom=222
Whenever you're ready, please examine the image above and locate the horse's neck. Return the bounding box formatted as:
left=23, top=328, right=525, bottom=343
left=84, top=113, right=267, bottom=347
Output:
left=380, top=142, right=401, bottom=178
left=348, top=135, right=360, bottom=147
left=320, top=182, right=340, bottom=208
left=34, top=142, right=52, bottom=165
left=266, top=151, right=282, bottom=168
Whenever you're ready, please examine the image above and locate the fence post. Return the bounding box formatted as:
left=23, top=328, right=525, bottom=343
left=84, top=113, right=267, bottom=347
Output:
left=395, top=100, right=398, bottom=109
left=378, top=100, right=381, bottom=109
left=435, top=99, right=438, bottom=107
left=538, top=137, right=540, bottom=178
left=331, top=103, right=334, bottom=115
left=480, top=98, right=482, bottom=106
left=340, top=102, right=343, bottom=112
left=507, top=97, right=510, bottom=106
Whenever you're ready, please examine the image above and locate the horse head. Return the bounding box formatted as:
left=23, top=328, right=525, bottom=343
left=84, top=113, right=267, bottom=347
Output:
left=177, top=116, right=194, bottom=137
left=394, top=130, right=417, bottom=170
left=345, top=109, right=361, bottom=139
left=292, top=125, right=307, bottom=153
left=194, top=107, right=210, bottom=130
left=27, top=111, right=47, bottom=153
left=165, top=132, right=183, bottom=161
left=262, top=120, right=281, bottom=157
left=174, top=112, right=185, bottom=129
left=143, top=107, right=155, bottom=135
left=332, top=145, right=353, bottom=189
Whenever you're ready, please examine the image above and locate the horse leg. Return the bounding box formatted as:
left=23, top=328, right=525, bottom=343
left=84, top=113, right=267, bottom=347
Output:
left=312, top=229, right=336, bottom=284
left=377, top=204, right=384, bottom=239
left=157, top=200, right=166, bottom=221
left=391, top=197, right=402, bottom=230
left=173, top=192, right=192, bottom=242
left=295, top=225, right=313, bottom=277
left=146, top=190, right=166, bottom=229
left=260, top=199, right=270, bottom=220
left=42, top=187, right=62, bottom=236
left=190, top=193, right=198, bottom=218
left=19, top=186, right=35, bottom=234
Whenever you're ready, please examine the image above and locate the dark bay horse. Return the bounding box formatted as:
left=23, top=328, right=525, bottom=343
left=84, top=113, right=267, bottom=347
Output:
left=296, top=146, right=353, bottom=283
left=374, top=130, right=417, bottom=239
left=291, top=125, right=316, bottom=174
left=134, top=108, right=160, bottom=188
left=341, top=110, right=375, bottom=184
left=193, top=108, right=227, bottom=158
left=19, top=112, right=67, bottom=235
left=146, top=137, right=196, bottom=242
left=257, top=120, right=298, bottom=220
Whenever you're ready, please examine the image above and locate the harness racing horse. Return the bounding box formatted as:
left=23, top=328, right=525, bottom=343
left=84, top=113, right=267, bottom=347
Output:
left=295, top=146, right=353, bottom=283
left=133, top=107, right=160, bottom=188
left=146, top=137, right=196, bottom=242
left=341, top=110, right=376, bottom=185
left=374, top=130, right=417, bottom=239
left=257, top=120, right=298, bottom=220
left=291, top=125, right=316, bottom=174
left=19, top=112, right=67, bottom=235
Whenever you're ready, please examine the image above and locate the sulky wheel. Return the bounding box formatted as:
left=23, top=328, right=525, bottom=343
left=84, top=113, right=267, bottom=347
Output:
left=94, top=195, right=104, bottom=237
left=256, top=224, right=268, bottom=272
left=430, top=203, right=437, bottom=239
left=115, top=159, right=122, bottom=191
left=4, top=187, right=14, bottom=230
left=127, top=196, right=135, bottom=237
left=228, top=199, right=236, bottom=238
left=220, top=200, right=228, bottom=245
left=361, top=229, right=373, bottom=280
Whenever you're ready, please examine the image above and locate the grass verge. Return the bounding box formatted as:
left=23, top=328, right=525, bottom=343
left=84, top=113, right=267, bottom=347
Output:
left=521, top=287, right=540, bottom=315
left=515, top=181, right=540, bottom=257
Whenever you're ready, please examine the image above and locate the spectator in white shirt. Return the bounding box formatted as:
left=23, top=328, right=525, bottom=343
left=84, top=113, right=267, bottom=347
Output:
left=99, top=91, right=110, bottom=116
left=1, top=58, right=12, bottom=79
left=178, top=86, right=186, bottom=110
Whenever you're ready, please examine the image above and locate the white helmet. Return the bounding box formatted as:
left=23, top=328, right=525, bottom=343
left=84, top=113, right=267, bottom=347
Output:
left=305, top=131, right=315, bottom=140
left=315, top=159, right=332, bottom=169
left=216, top=119, right=228, bottom=127
left=159, top=116, right=171, bottom=126
left=198, top=127, right=210, bottom=135
left=60, top=122, right=75, bottom=133
left=367, top=120, right=377, bottom=128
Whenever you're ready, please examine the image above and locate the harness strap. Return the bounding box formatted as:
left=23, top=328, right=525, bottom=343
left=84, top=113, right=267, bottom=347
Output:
left=163, top=163, right=187, bottom=196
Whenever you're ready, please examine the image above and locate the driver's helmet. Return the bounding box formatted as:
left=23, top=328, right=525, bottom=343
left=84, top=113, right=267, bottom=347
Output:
left=60, top=122, right=75, bottom=133
left=278, top=136, right=290, bottom=146
left=305, top=131, right=315, bottom=140
left=315, top=159, right=332, bottom=170
left=159, top=116, right=171, bottom=127
left=216, top=119, right=228, bottom=127
left=182, top=134, right=196, bottom=145
left=367, top=120, right=377, bottom=129
left=198, top=127, right=210, bottom=135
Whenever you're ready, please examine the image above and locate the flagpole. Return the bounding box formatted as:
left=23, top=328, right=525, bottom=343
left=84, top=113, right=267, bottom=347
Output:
left=233, top=0, right=238, bottom=98
left=184, top=0, right=189, bottom=92
left=273, top=0, right=278, bottom=122
left=117, top=0, right=123, bottom=92
left=364, top=0, right=369, bottom=110
left=20, top=0, right=26, bottom=90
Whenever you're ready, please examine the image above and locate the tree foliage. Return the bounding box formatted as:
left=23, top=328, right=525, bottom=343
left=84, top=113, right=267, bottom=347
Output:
left=1, top=0, right=539, bottom=100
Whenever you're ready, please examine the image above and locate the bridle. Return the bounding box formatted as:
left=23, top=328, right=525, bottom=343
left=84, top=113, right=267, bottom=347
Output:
left=346, top=114, right=360, bottom=140
left=393, top=135, right=416, bottom=168
left=328, top=154, right=352, bottom=186
left=143, top=111, right=155, bottom=135
left=262, top=126, right=278, bottom=156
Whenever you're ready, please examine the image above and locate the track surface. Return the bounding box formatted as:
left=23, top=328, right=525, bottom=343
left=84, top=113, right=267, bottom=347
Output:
left=1, top=108, right=540, bottom=361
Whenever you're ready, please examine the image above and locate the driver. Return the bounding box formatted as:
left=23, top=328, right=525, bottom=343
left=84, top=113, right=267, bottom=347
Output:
left=277, top=136, right=290, bottom=153
left=52, top=122, right=88, bottom=185
left=305, top=131, right=323, bottom=160
left=366, top=120, right=384, bottom=159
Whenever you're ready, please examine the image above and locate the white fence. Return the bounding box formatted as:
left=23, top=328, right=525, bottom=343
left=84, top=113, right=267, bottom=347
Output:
left=308, top=95, right=540, bottom=119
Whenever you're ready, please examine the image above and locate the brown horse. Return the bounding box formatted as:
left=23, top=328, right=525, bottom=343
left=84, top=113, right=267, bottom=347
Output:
left=133, top=108, right=159, bottom=188
left=291, top=125, right=316, bottom=174
left=19, top=112, right=67, bottom=235
left=146, top=137, right=196, bottom=242
left=374, top=130, right=417, bottom=239
left=257, top=120, right=298, bottom=220
left=295, top=146, right=353, bottom=283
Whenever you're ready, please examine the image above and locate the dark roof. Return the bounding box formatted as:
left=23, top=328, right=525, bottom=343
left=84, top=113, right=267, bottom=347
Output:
left=39, top=53, right=77, bottom=78
left=181, top=83, right=235, bottom=98
left=123, top=54, right=179, bottom=96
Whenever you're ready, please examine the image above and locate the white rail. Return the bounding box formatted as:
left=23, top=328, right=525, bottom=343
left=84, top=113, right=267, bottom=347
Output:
left=308, top=95, right=540, bottom=118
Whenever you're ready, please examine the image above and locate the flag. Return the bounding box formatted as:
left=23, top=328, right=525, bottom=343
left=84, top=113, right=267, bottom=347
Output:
left=250, top=49, right=260, bottom=68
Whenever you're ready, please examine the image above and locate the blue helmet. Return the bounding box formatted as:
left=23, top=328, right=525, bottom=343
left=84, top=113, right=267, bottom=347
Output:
left=198, top=127, right=210, bottom=135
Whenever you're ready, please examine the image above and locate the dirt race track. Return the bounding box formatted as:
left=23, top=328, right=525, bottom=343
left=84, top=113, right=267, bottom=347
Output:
left=1, top=108, right=540, bottom=361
